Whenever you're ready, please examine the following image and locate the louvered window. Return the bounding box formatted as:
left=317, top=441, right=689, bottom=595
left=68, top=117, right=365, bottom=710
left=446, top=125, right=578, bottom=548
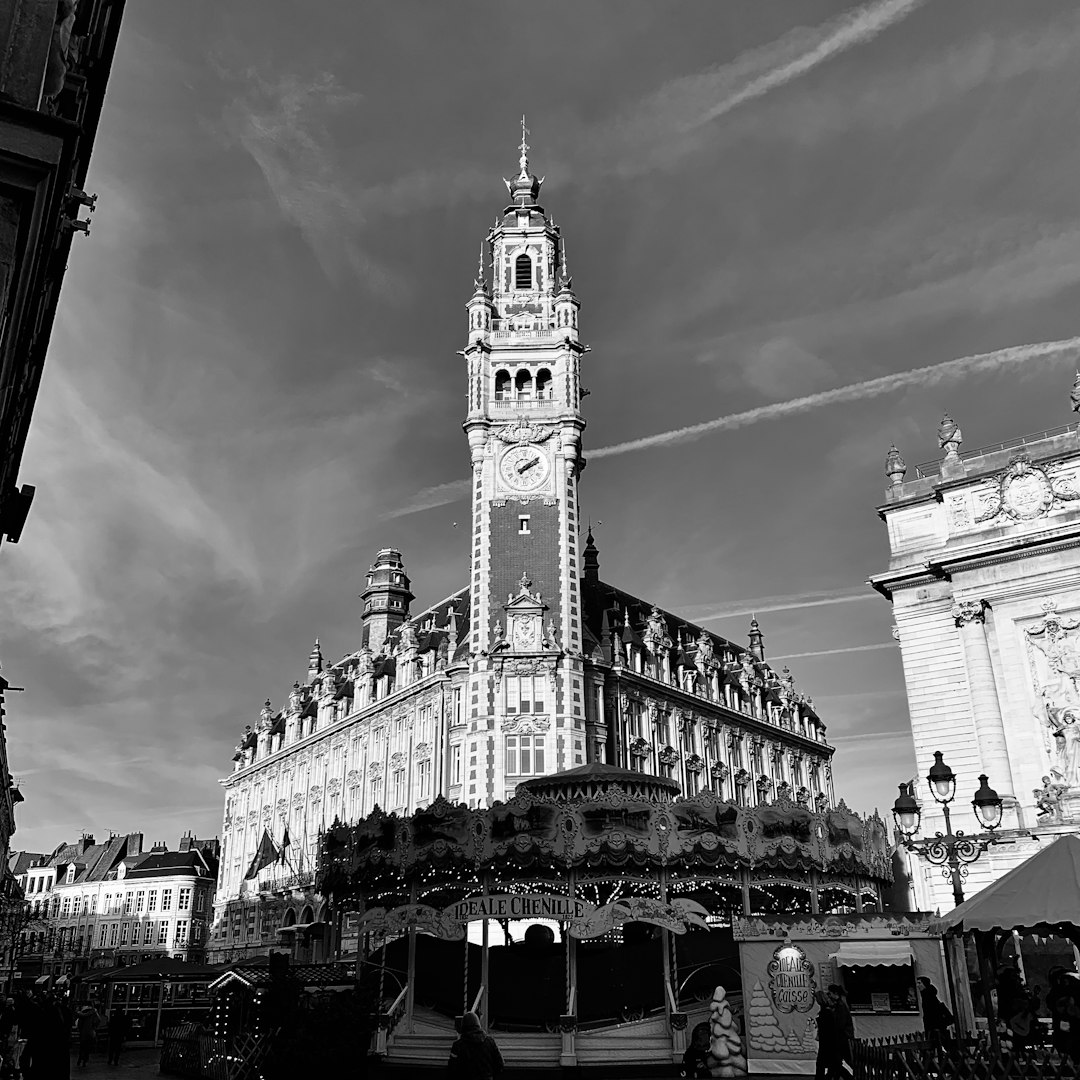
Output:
left=515, top=254, right=532, bottom=290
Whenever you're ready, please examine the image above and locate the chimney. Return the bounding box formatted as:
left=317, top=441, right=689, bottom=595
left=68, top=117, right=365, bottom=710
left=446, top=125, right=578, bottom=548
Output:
left=126, top=833, right=143, bottom=856
left=179, top=833, right=193, bottom=853
left=79, top=833, right=95, bottom=854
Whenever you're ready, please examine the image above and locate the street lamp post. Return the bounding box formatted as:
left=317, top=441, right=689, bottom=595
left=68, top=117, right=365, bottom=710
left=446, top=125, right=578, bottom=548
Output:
left=892, top=751, right=1004, bottom=908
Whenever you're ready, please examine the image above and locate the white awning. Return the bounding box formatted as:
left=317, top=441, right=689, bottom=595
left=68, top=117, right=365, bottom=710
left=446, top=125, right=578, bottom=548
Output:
left=829, top=941, right=913, bottom=967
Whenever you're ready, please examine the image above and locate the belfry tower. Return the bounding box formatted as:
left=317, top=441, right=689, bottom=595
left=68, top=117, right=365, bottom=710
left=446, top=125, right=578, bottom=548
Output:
left=461, top=121, right=589, bottom=804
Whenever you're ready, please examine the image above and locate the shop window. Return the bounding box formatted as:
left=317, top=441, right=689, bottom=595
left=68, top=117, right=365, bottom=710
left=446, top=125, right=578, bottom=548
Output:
left=839, top=960, right=919, bottom=1016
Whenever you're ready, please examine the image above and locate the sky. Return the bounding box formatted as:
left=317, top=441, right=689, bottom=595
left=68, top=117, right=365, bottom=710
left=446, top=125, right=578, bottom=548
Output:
left=5, top=0, right=1080, bottom=856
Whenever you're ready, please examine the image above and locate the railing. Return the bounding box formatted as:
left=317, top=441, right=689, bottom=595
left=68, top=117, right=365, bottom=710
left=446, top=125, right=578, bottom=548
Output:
left=914, top=422, right=1077, bottom=478
left=491, top=397, right=557, bottom=410
left=490, top=327, right=557, bottom=340
left=851, top=1033, right=1074, bottom=1080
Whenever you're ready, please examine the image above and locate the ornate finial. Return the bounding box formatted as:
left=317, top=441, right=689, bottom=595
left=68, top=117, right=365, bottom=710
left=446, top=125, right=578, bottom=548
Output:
left=518, top=114, right=530, bottom=176
left=474, top=242, right=486, bottom=292
left=748, top=616, right=765, bottom=661
left=937, top=413, right=962, bottom=459
left=1071, top=372, right=1080, bottom=414
left=518, top=570, right=532, bottom=592
left=307, top=638, right=324, bottom=680
left=885, top=444, right=907, bottom=487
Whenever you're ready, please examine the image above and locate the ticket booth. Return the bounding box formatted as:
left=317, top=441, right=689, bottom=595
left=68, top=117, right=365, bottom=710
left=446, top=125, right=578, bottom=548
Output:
left=735, top=913, right=949, bottom=1074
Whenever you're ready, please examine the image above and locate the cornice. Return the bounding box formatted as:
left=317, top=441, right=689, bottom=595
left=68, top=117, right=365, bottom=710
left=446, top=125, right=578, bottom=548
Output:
left=604, top=669, right=833, bottom=756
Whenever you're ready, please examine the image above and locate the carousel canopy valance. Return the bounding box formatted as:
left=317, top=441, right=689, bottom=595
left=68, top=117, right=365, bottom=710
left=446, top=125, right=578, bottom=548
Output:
left=929, top=833, right=1080, bottom=935
left=830, top=941, right=912, bottom=967
left=319, top=782, right=892, bottom=890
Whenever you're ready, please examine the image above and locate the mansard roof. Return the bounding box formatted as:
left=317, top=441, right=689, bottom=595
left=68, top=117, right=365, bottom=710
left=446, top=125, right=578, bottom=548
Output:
left=583, top=578, right=757, bottom=670
left=8, top=851, right=45, bottom=877
left=125, top=850, right=216, bottom=880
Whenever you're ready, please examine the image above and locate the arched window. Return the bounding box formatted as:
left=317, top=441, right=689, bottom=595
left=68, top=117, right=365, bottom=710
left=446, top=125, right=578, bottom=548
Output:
left=515, top=254, right=532, bottom=290
left=536, top=369, right=552, bottom=400
left=494, top=370, right=511, bottom=400
left=515, top=369, right=533, bottom=400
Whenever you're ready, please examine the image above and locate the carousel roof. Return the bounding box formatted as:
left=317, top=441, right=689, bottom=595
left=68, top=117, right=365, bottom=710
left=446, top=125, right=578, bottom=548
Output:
left=518, top=762, right=680, bottom=802
left=930, top=833, right=1080, bottom=935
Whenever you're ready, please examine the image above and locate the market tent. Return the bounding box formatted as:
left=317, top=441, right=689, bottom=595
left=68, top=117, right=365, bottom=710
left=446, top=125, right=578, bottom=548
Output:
left=929, top=833, right=1080, bottom=936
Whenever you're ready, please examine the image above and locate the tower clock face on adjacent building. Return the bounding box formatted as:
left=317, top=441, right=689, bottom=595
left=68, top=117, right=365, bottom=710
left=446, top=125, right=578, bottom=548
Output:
left=498, top=443, right=551, bottom=492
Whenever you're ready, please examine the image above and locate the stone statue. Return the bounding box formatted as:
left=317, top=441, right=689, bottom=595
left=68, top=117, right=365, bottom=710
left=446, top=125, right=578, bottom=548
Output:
left=399, top=620, right=418, bottom=652
left=1034, top=775, right=1068, bottom=820
left=1058, top=716, right=1080, bottom=787
left=1071, top=372, right=1080, bottom=414
left=491, top=620, right=506, bottom=648
left=696, top=631, right=714, bottom=669
left=644, top=606, right=668, bottom=651
left=258, top=700, right=274, bottom=732
left=543, top=619, right=559, bottom=649
left=937, top=413, right=962, bottom=458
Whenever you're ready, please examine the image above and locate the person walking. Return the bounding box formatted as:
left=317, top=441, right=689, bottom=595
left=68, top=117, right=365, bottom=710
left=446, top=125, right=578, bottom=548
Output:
left=105, top=1006, right=128, bottom=1067
left=448, top=1011, right=503, bottom=1079
left=74, top=1004, right=102, bottom=1069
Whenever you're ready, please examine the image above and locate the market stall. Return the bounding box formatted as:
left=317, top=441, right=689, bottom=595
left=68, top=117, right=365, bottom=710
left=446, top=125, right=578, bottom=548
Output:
left=75, top=957, right=219, bottom=1044
left=734, top=913, right=948, bottom=1075
left=929, top=833, right=1080, bottom=1046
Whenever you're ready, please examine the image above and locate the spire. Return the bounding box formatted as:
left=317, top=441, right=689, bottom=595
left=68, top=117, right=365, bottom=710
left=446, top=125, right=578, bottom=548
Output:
left=503, top=115, right=542, bottom=206
left=583, top=525, right=599, bottom=584
left=473, top=242, right=487, bottom=294
left=748, top=616, right=765, bottom=662
left=307, top=638, right=323, bottom=682
left=518, top=113, right=530, bottom=177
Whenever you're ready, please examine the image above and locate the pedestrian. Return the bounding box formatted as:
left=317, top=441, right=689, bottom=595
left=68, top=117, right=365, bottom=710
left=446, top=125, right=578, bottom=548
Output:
left=106, top=1006, right=128, bottom=1067
left=447, top=1011, right=503, bottom=1079
left=681, top=1021, right=711, bottom=1078
left=75, top=1004, right=102, bottom=1068
left=814, top=986, right=852, bottom=1080
left=917, top=977, right=955, bottom=1047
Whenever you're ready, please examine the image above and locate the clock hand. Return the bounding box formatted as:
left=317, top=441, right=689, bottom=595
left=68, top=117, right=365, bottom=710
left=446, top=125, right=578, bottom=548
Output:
left=517, top=456, right=540, bottom=474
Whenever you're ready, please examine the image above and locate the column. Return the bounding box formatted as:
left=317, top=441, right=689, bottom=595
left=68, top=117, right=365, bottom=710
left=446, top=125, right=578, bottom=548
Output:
left=952, top=600, right=1016, bottom=801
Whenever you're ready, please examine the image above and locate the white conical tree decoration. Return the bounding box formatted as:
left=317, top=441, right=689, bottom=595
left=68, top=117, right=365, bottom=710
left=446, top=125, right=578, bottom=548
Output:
left=747, top=981, right=785, bottom=1053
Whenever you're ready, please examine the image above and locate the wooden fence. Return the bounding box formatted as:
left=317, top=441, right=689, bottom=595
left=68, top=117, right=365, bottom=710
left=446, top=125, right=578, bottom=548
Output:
left=852, top=1033, right=1078, bottom=1079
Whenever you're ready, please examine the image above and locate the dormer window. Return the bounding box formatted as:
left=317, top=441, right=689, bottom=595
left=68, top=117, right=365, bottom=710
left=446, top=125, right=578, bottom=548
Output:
left=66, top=866, right=75, bottom=884
left=514, top=254, right=532, bottom=290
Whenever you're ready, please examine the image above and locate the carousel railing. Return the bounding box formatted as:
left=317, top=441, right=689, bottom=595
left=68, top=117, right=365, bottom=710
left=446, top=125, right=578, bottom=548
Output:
left=373, top=982, right=409, bottom=1055
left=471, top=985, right=484, bottom=1015
left=851, top=1033, right=1077, bottom=1080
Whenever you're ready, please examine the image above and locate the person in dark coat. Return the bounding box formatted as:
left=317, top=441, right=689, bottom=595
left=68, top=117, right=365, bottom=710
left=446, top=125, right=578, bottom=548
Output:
left=917, top=977, right=954, bottom=1046
left=448, top=1011, right=503, bottom=1079
left=106, top=1006, right=129, bottom=1067
left=75, top=1004, right=102, bottom=1068
left=815, top=986, right=851, bottom=1080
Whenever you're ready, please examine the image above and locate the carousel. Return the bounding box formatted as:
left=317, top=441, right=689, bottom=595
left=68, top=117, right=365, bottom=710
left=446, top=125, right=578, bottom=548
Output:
left=317, top=763, right=892, bottom=1073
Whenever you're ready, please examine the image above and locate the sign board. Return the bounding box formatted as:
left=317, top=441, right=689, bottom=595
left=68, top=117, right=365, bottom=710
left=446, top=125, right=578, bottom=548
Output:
left=445, top=894, right=593, bottom=923
left=767, top=942, right=817, bottom=1014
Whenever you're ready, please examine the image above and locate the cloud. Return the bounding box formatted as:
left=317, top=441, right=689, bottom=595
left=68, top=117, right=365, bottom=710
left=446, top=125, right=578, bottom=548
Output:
left=740, top=337, right=836, bottom=399
left=591, top=336, right=1080, bottom=459
left=218, top=70, right=405, bottom=297
left=380, top=478, right=472, bottom=521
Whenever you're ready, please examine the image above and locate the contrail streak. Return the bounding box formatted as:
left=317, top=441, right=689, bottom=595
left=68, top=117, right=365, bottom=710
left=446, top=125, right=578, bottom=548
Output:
left=768, top=642, right=896, bottom=662
left=691, top=0, right=931, bottom=130
left=692, top=592, right=878, bottom=623
left=383, top=336, right=1080, bottom=518
left=591, top=336, right=1080, bottom=459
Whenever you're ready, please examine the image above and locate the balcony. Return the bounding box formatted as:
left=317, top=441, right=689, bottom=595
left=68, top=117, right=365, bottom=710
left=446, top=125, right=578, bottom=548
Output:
left=490, top=324, right=557, bottom=342
left=491, top=396, right=558, bottom=411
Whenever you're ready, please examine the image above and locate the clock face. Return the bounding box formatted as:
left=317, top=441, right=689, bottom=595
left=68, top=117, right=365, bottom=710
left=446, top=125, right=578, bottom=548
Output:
left=499, top=444, right=551, bottom=492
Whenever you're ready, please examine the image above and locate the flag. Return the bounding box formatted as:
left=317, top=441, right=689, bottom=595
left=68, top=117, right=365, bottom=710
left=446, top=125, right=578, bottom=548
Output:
left=244, top=829, right=279, bottom=880
left=279, top=825, right=290, bottom=864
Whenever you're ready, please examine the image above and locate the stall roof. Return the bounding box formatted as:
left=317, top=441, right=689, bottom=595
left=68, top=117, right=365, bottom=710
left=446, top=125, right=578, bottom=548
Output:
left=929, top=834, right=1080, bottom=935
left=830, top=941, right=913, bottom=967
left=95, top=958, right=222, bottom=983
left=210, top=962, right=356, bottom=993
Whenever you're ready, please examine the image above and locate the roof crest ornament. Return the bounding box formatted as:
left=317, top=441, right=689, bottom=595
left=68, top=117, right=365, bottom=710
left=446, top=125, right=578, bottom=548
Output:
left=518, top=113, right=530, bottom=177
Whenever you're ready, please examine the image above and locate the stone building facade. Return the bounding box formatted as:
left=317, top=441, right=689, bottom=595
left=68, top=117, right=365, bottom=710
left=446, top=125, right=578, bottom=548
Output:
left=871, top=400, right=1080, bottom=912
left=211, top=136, right=837, bottom=962
left=13, top=832, right=218, bottom=980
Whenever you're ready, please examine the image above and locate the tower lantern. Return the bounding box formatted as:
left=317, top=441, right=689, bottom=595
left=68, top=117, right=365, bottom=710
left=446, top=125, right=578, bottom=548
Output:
left=360, top=548, right=414, bottom=650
